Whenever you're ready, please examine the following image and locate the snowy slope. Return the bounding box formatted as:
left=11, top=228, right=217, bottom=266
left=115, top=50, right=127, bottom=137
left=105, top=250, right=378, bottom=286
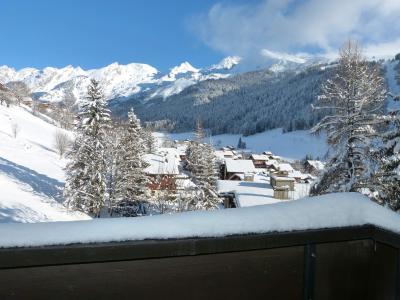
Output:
left=0, top=105, right=90, bottom=223
left=167, top=128, right=328, bottom=160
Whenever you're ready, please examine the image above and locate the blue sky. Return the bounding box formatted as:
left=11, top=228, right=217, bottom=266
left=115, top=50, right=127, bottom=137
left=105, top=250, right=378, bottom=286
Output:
left=1, top=0, right=400, bottom=71
left=0, top=0, right=232, bottom=71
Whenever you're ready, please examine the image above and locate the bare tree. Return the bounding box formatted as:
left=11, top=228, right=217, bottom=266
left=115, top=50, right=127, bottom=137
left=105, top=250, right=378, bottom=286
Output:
left=11, top=123, right=19, bottom=138
left=54, top=130, right=70, bottom=158
left=6, top=81, right=30, bottom=106
left=0, top=84, right=16, bottom=107
left=311, top=40, right=386, bottom=194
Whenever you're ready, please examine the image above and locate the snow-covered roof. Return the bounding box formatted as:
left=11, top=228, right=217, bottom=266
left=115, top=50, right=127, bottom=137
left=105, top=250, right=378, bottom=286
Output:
left=270, top=174, right=296, bottom=181
left=144, top=153, right=179, bottom=175
left=288, top=170, right=314, bottom=180
left=250, top=154, right=270, bottom=161
left=157, top=147, right=180, bottom=157
left=215, top=150, right=235, bottom=158
left=265, top=159, right=279, bottom=167
left=278, top=163, right=294, bottom=173
left=307, top=160, right=325, bottom=171
left=175, top=177, right=196, bottom=189
left=1, top=193, right=400, bottom=248
left=176, top=145, right=187, bottom=156
left=225, top=158, right=256, bottom=173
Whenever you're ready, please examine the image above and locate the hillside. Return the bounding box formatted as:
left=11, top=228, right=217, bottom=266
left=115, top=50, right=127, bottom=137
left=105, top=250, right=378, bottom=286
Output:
left=119, top=64, right=334, bottom=135
left=0, top=104, right=90, bottom=223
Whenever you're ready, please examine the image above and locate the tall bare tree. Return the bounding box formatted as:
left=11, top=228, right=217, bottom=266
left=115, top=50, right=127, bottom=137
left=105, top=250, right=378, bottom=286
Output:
left=311, top=41, right=386, bottom=194
left=54, top=130, right=70, bottom=158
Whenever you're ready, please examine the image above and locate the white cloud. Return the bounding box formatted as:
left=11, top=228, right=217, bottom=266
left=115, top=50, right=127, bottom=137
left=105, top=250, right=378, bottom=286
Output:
left=190, top=0, right=400, bottom=60
left=261, top=49, right=308, bottom=64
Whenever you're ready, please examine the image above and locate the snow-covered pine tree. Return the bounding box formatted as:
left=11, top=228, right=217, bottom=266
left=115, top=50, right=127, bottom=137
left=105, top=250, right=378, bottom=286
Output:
left=64, top=79, right=111, bottom=217
left=185, top=121, right=219, bottom=210
left=106, top=121, right=125, bottom=213
left=372, top=100, right=400, bottom=211
left=142, top=127, right=157, bottom=154
left=237, top=137, right=246, bottom=149
left=194, top=118, right=205, bottom=142
left=194, top=143, right=219, bottom=210
left=185, top=119, right=205, bottom=172
left=311, top=41, right=386, bottom=195
left=113, top=108, right=149, bottom=217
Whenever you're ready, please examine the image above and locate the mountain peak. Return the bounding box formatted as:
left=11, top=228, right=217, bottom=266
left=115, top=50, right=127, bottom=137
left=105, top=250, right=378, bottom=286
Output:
left=169, top=62, right=199, bottom=76
left=210, top=56, right=241, bottom=70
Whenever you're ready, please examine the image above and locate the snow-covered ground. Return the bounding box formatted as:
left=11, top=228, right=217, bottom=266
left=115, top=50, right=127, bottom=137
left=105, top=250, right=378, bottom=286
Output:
left=0, top=105, right=90, bottom=223
left=1, top=192, right=399, bottom=248
left=166, top=128, right=328, bottom=160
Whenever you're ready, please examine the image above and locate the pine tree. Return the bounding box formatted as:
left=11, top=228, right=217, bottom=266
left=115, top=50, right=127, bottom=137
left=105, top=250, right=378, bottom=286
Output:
left=311, top=41, right=386, bottom=195
left=106, top=121, right=124, bottom=213
left=195, top=143, right=219, bottom=209
left=186, top=121, right=219, bottom=210
left=142, top=127, right=157, bottom=154
left=113, top=108, right=149, bottom=217
left=373, top=104, right=400, bottom=211
left=194, top=118, right=205, bottom=142
left=64, top=79, right=111, bottom=217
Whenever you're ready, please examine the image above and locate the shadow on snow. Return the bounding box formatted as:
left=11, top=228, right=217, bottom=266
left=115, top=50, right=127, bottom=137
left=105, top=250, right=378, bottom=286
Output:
left=0, top=157, right=64, bottom=202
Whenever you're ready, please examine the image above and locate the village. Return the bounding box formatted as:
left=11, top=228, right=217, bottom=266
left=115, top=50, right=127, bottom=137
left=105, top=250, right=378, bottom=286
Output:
left=144, top=135, right=325, bottom=210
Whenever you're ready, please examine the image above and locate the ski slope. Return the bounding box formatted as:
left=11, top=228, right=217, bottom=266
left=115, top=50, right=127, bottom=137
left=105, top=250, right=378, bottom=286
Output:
left=0, top=104, right=90, bottom=223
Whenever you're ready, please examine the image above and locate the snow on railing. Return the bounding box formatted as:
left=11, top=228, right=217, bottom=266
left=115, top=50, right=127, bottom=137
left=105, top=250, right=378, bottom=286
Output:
left=1, top=193, right=399, bottom=248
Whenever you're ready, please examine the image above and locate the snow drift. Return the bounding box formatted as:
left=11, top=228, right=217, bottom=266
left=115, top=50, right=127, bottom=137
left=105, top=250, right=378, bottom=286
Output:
left=1, top=193, right=399, bottom=248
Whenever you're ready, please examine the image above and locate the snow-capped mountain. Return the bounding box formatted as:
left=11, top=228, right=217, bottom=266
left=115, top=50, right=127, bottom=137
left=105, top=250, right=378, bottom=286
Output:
left=0, top=53, right=323, bottom=106
left=0, top=57, right=242, bottom=104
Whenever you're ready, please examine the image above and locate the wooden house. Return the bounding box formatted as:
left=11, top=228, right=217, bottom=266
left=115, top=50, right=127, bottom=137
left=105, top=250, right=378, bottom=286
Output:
left=250, top=154, right=270, bottom=168
left=222, top=158, right=256, bottom=180
left=144, top=153, right=180, bottom=191
left=304, top=160, right=325, bottom=175
left=265, top=159, right=279, bottom=172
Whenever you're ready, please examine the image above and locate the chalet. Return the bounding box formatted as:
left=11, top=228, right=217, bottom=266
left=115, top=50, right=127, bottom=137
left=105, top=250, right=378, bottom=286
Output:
left=250, top=154, right=270, bottom=168
left=265, top=159, right=279, bottom=172
left=262, top=151, right=274, bottom=158
left=277, top=163, right=295, bottom=174
left=304, top=160, right=325, bottom=175
left=215, top=149, right=235, bottom=159
left=288, top=170, right=314, bottom=183
left=22, top=98, right=33, bottom=107
left=177, top=145, right=187, bottom=161
left=222, top=158, right=256, bottom=180
left=144, top=153, right=180, bottom=191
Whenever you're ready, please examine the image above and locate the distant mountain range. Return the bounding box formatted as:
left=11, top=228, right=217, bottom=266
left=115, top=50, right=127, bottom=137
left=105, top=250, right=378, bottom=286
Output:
left=0, top=56, right=243, bottom=104
left=7, top=54, right=396, bottom=136
left=0, top=53, right=326, bottom=106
